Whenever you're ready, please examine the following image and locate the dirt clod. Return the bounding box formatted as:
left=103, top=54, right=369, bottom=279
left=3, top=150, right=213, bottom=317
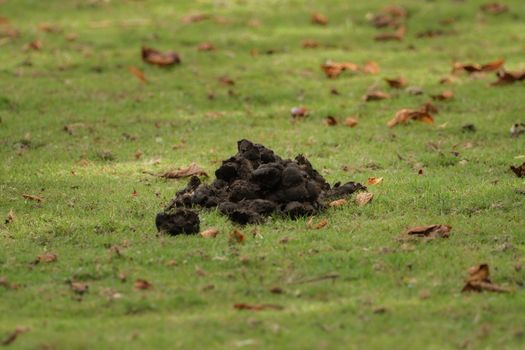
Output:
left=156, top=140, right=365, bottom=233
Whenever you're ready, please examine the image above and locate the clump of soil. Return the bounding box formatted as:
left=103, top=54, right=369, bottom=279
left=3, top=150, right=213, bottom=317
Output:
left=156, top=139, right=366, bottom=235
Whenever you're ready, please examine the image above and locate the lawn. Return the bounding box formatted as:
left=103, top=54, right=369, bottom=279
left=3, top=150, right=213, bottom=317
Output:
left=1, top=0, right=525, bottom=349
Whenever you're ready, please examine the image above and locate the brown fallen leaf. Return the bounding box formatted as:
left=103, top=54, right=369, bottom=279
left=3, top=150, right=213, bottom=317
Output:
left=1, top=327, right=29, bottom=346
left=27, top=39, right=43, bottom=50
left=344, top=117, right=358, bottom=128
left=302, top=39, right=319, bottom=48
left=367, top=177, right=383, bottom=185
left=134, top=279, right=153, bottom=290
left=480, top=2, right=509, bottom=14
left=462, top=264, right=509, bottom=293
left=229, top=229, right=245, bottom=244
left=70, top=282, right=89, bottom=295
left=234, top=303, right=284, bottom=311
left=5, top=210, right=15, bottom=224
left=430, top=90, right=454, bottom=101
left=387, top=108, right=434, bottom=128
left=200, top=228, right=219, bottom=238
left=38, top=23, right=60, bottom=33
left=510, top=162, right=525, bottom=178
left=146, top=162, right=208, bottom=179
left=311, top=13, right=328, bottom=26
left=290, top=106, right=308, bottom=119
left=368, top=6, right=407, bottom=28
left=0, top=277, right=10, bottom=289
left=439, top=76, right=455, bottom=85
left=324, top=116, right=337, bottom=126
left=491, top=69, right=525, bottom=86
left=404, top=224, right=452, bottom=239
left=384, top=76, right=407, bottom=89
left=321, top=60, right=359, bottom=79
left=363, top=90, right=390, bottom=101
left=355, top=192, right=374, bottom=206
left=306, top=217, right=328, bottom=229
left=218, top=75, right=235, bottom=86
left=329, top=199, right=347, bottom=207
left=363, top=61, right=380, bottom=74
left=141, top=46, right=181, bottom=67
left=181, top=13, right=210, bottom=24
left=35, top=252, right=57, bottom=264
left=374, top=26, right=405, bottom=41
left=128, top=66, right=147, bottom=83
left=197, top=42, right=215, bottom=51
left=420, top=101, right=439, bottom=114
left=452, top=59, right=504, bottom=74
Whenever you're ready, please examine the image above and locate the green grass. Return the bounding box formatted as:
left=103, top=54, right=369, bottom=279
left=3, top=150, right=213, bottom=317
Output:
left=1, top=0, right=525, bottom=348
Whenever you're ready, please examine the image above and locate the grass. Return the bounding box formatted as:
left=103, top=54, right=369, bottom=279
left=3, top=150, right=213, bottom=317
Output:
left=1, top=0, right=525, bottom=348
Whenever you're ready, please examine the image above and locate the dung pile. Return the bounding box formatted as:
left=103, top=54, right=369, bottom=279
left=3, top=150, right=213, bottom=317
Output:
left=156, top=139, right=366, bottom=235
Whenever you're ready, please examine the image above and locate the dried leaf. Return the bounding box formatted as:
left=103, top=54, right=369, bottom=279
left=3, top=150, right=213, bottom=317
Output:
left=374, top=26, right=405, bottom=41
left=134, top=278, right=153, bottom=290
left=387, top=108, right=434, bottom=128
left=480, top=2, right=509, bottom=14
left=27, top=39, right=43, bottom=50
left=315, top=219, right=328, bottom=229
left=5, top=210, right=15, bottom=224
left=329, top=199, right=347, bottom=207
left=344, top=117, right=359, bottom=128
left=181, top=13, right=209, bottom=24
left=128, top=66, right=147, bottom=83
left=1, top=327, right=29, bottom=346
left=141, top=46, right=181, bottom=67
left=197, top=42, right=215, bottom=51
left=363, top=61, right=380, bottom=74
left=452, top=59, right=504, bottom=74
left=70, top=282, right=89, bottom=295
left=430, top=90, right=454, bottom=101
left=404, top=224, right=452, bottom=239
left=439, top=76, right=455, bottom=84
left=149, top=162, right=208, bottom=179
left=302, top=39, right=319, bottom=48
left=218, top=75, right=235, bottom=86
left=384, top=76, right=407, bottom=89
left=510, top=162, right=525, bottom=178
left=229, top=229, right=245, bottom=244
left=37, top=252, right=57, bottom=264
left=311, top=13, right=328, bottom=26
left=321, top=60, right=359, bottom=78
left=200, top=228, right=219, bottom=238
left=355, top=192, right=374, bottom=206
left=367, top=177, right=383, bottom=185
left=234, top=303, right=284, bottom=311
left=290, top=106, right=308, bottom=118
left=368, top=6, right=406, bottom=28
left=363, top=91, right=390, bottom=101
left=324, top=116, right=337, bottom=126
left=491, top=69, right=525, bottom=86
left=462, top=264, right=509, bottom=293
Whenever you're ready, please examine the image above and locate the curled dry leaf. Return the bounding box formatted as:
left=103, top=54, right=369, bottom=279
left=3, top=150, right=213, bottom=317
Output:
left=37, top=252, right=57, bottom=264
left=367, top=177, right=383, bottom=185
left=344, top=117, right=358, bottom=128
left=302, top=39, right=319, bottom=48
left=311, top=13, right=328, bottom=25
left=27, top=39, right=43, bottom=51
left=197, top=42, right=215, bottom=51
left=218, top=75, right=235, bottom=86
left=148, top=162, right=208, bottom=179
left=355, top=192, right=374, bottom=206
left=22, top=194, right=44, bottom=202
left=368, top=5, right=407, bottom=28
left=510, top=162, right=525, bottom=178
left=404, top=224, right=452, bottom=239
left=321, top=60, right=359, bottom=79
left=1, top=326, right=29, bottom=346
left=181, top=13, right=209, bottom=24
left=329, top=199, right=347, bottom=207
left=384, top=76, right=407, bottom=89
left=363, top=90, right=390, bottom=101
left=324, top=116, right=337, bottom=126
left=306, top=217, right=328, bottom=229
left=452, top=59, right=504, bottom=74
left=491, top=69, right=525, bottom=86
left=134, top=278, right=153, bottom=290
left=387, top=108, right=434, bottom=128
left=439, top=76, right=455, bottom=85
left=70, top=282, right=89, bottom=295
left=229, top=229, right=245, bottom=244
left=200, top=228, right=219, bottom=238
left=128, top=66, right=147, bottom=83
left=430, top=90, right=454, bottom=101
left=420, top=101, right=439, bottom=114
left=141, top=46, right=181, bottom=67
left=234, top=303, right=284, bottom=311
left=462, top=264, right=509, bottom=293
left=291, top=106, right=308, bottom=119
left=363, top=61, right=380, bottom=74
left=480, top=2, right=509, bottom=14
left=374, top=26, right=405, bottom=41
